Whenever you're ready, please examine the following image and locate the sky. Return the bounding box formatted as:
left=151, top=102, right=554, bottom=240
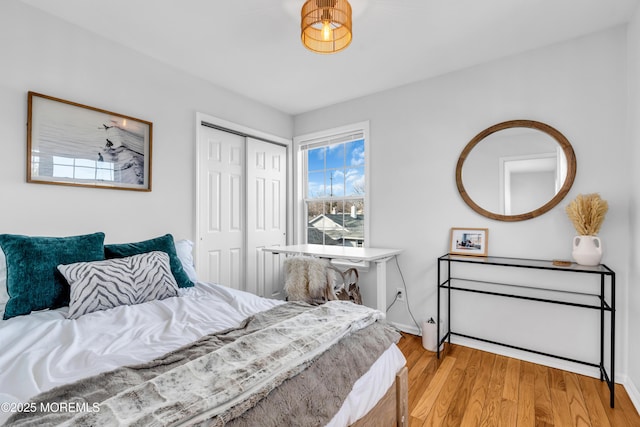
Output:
left=307, top=139, right=365, bottom=199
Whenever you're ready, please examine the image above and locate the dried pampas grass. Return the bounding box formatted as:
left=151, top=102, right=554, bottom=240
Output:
left=566, top=193, right=608, bottom=236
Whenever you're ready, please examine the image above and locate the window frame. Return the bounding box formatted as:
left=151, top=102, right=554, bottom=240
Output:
left=293, top=121, right=370, bottom=252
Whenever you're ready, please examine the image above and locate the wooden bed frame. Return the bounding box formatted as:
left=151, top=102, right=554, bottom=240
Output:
left=352, top=366, right=409, bottom=427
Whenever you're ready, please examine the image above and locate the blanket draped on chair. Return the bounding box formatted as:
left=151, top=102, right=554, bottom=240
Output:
left=284, top=256, right=338, bottom=303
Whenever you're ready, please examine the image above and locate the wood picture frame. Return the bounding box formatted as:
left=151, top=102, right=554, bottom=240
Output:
left=27, top=92, right=152, bottom=191
left=449, top=227, right=488, bottom=256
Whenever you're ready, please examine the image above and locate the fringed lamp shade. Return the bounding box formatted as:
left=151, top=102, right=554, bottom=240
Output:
left=301, top=0, right=352, bottom=54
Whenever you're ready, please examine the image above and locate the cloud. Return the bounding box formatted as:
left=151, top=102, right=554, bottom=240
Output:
left=346, top=169, right=364, bottom=194
left=350, top=145, right=364, bottom=166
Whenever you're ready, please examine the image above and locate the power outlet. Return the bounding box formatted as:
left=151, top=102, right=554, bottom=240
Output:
left=396, top=288, right=405, bottom=301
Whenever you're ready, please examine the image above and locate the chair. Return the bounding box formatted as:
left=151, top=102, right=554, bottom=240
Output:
left=283, top=256, right=339, bottom=304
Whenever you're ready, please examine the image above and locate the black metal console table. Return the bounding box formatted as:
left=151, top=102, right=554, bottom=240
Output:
left=437, top=253, right=616, bottom=407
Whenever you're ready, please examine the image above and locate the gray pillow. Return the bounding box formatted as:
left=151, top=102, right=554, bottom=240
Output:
left=104, top=234, right=193, bottom=288
left=58, top=251, right=179, bottom=319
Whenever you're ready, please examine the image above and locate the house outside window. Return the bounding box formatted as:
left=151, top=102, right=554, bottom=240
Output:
left=294, top=122, right=369, bottom=248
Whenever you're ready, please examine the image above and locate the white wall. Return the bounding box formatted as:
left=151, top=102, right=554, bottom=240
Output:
left=626, top=4, right=640, bottom=408
left=2, top=0, right=637, bottom=404
left=0, top=0, right=292, bottom=243
left=295, top=27, right=630, bottom=381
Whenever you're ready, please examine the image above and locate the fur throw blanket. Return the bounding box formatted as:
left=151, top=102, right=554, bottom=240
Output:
left=6, top=302, right=394, bottom=427
left=284, top=257, right=339, bottom=303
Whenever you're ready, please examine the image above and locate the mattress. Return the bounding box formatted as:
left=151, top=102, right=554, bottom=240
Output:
left=0, top=282, right=405, bottom=426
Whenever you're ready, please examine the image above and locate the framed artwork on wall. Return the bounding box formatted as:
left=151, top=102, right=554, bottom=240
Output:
left=27, top=91, right=152, bottom=191
left=449, top=227, right=488, bottom=256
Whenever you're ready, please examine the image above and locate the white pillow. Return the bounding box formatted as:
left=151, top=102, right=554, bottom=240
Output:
left=58, top=251, right=179, bottom=319
left=175, top=239, right=198, bottom=284
left=0, top=247, right=8, bottom=319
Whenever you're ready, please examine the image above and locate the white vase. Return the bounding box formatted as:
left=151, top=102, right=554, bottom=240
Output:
left=572, top=235, right=602, bottom=266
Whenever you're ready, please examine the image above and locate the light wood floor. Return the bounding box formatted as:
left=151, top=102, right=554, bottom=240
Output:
left=397, top=333, right=640, bottom=426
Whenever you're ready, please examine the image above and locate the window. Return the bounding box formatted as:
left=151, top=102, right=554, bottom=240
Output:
left=295, top=122, right=369, bottom=248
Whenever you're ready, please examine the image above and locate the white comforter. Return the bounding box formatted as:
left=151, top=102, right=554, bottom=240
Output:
left=0, top=282, right=405, bottom=426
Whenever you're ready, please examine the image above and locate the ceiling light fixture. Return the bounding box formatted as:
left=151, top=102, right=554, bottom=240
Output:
left=301, top=0, right=352, bottom=54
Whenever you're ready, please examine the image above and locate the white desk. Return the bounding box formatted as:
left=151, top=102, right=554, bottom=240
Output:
left=262, top=244, right=402, bottom=312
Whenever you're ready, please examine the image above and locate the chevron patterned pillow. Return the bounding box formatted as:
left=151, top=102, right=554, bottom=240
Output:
left=58, top=251, right=179, bottom=319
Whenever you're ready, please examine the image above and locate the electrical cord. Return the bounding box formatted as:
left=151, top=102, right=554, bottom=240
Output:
left=385, top=256, right=421, bottom=332
left=386, top=291, right=400, bottom=312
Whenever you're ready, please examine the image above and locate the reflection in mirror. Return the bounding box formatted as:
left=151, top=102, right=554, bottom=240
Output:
left=456, top=120, right=576, bottom=222
left=463, top=128, right=567, bottom=215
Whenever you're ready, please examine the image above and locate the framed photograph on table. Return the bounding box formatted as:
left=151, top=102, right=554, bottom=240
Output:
left=27, top=91, right=152, bottom=191
left=449, top=227, right=488, bottom=256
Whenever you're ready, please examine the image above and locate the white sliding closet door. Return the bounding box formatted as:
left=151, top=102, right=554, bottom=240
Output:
left=246, top=138, right=287, bottom=298
left=197, top=126, right=287, bottom=297
left=197, top=126, right=244, bottom=289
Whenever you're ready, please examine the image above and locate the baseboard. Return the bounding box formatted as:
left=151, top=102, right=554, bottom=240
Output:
left=623, top=375, right=640, bottom=414
left=389, top=321, right=420, bottom=336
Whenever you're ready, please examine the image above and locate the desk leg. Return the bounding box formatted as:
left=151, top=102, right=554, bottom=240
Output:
left=375, top=257, right=391, bottom=313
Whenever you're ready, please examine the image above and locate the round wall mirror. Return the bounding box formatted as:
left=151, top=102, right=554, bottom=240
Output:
left=456, top=120, right=576, bottom=222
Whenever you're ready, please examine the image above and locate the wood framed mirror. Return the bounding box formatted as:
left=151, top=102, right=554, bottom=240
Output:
left=456, top=120, right=576, bottom=222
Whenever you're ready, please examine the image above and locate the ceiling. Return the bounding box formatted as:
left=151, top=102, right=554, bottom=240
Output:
left=20, top=0, right=640, bottom=115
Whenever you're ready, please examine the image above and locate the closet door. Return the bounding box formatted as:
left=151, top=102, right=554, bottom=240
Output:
left=197, top=127, right=287, bottom=297
left=197, top=126, right=244, bottom=289
left=245, top=138, right=287, bottom=298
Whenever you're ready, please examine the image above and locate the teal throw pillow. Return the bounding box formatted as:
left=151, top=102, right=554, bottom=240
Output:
left=0, top=232, right=106, bottom=320
left=104, top=234, right=194, bottom=288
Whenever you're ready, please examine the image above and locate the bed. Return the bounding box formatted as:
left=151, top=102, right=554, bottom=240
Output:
left=0, top=233, right=408, bottom=426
